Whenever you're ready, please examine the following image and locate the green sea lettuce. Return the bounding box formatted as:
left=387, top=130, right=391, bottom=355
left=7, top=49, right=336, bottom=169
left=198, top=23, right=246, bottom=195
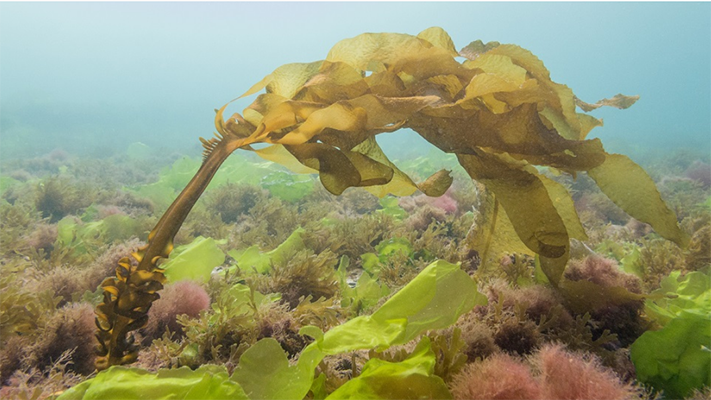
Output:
left=337, top=256, right=390, bottom=313
left=260, top=170, right=315, bottom=202
left=643, top=270, right=711, bottom=326
left=324, top=337, right=452, bottom=399
left=57, top=365, right=247, bottom=400
left=630, top=311, right=711, bottom=399
left=317, top=259, right=485, bottom=354
left=56, top=215, right=144, bottom=255
left=0, top=175, right=21, bottom=193
left=231, top=338, right=314, bottom=400
left=630, top=270, right=711, bottom=398
left=162, top=236, right=226, bottom=283
left=132, top=155, right=275, bottom=210
left=376, top=196, right=408, bottom=220
left=227, top=227, right=305, bottom=274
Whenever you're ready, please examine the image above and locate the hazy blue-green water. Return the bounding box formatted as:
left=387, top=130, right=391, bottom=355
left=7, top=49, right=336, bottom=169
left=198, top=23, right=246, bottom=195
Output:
left=1, top=2, right=709, bottom=161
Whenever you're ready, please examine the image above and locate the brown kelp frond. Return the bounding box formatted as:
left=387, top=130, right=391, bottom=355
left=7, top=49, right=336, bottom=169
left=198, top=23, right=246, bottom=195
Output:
left=211, top=27, right=683, bottom=287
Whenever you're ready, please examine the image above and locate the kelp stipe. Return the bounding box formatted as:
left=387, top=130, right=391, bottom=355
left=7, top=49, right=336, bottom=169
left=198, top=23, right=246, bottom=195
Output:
left=94, top=119, right=253, bottom=369
left=94, top=27, right=687, bottom=370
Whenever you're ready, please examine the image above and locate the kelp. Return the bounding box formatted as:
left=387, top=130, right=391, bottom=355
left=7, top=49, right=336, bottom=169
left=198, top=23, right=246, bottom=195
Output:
left=213, top=27, right=684, bottom=285
left=94, top=27, right=685, bottom=370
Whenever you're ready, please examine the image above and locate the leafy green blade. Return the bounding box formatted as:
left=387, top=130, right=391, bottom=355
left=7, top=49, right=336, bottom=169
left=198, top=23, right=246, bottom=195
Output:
left=227, top=227, right=305, bottom=274
left=630, top=311, right=711, bottom=399
left=57, top=365, right=247, bottom=400
left=325, top=337, right=452, bottom=400
left=319, top=259, right=485, bottom=354
left=162, top=236, right=226, bottom=283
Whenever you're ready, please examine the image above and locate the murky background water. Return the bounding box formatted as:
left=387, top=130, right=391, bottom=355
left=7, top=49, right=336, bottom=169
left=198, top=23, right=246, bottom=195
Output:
left=1, top=2, right=709, bottom=162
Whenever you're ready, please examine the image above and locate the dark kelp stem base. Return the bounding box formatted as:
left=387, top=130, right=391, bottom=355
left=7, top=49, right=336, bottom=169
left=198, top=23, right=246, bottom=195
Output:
left=94, top=128, right=247, bottom=369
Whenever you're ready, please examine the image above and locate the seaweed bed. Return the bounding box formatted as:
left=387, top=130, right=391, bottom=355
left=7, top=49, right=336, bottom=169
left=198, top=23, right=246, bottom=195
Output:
left=1, top=28, right=710, bottom=400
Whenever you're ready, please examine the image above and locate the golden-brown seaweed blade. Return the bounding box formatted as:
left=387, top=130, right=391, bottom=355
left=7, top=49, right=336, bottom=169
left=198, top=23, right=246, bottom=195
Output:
left=458, top=151, right=569, bottom=260
left=587, top=153, right=690, bottom=248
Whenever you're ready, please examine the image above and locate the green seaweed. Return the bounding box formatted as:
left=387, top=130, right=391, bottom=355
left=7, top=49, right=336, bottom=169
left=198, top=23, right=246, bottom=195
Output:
left=55, top=214, right=145, bottom=255
left=240, top=259, right=483, bottom=399
left=58, top=365, right=247, bottom=400
left=630, top=311, right=711, bottom=399
left=376, top=196, right=408, bottom=220
left=643, top=270, right=711, bottom=327
left=337, top=256, right=390, bottom=313
left=630, top=270, right=711, bottom=398
left=227, top=227, right=306, bottom=274
left=132, top=155, right=276, bottom=211
left=161, top=236, right=226, bottom=283
left=325, top=337, right=451, bottom=399
left=0, top=176, right=21, bottom=194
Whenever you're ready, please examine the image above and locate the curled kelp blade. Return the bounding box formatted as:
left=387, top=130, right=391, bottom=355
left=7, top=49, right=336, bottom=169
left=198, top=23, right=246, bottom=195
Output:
left=240, top=61, right=323, bottom=99
left=575, top=94, right=640, bottom=112
left=285, top=142, right=394, bottom=195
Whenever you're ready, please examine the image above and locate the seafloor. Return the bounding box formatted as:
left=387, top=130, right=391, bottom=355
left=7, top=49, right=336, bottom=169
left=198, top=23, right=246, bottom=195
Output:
left=0, top=144, right=709, bottom=399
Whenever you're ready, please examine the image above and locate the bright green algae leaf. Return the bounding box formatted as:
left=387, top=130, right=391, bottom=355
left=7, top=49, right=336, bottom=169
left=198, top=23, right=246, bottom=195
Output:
left=56, top=215, right=145, bottom=255
left=0, top=175, right=21, bottom=194
left=630, top=311, right=711, bottom=399
left=231, top=338, right=314, bottom=400
left=162, top=236, right=226, bottom=283
left=375, top=236, right=413, bottom=261
left=63, top=260, right=483, bottom=400
left=337, top=256, right=390, bottom=312
left=644, top=270, right=711, bottom=326
left=325, top=337, right=452, bottom=400
left=126, top=141, right=153, bottom=160
left=318, top=259, right=485, bottom=354
left=131, top=155, right=277, bottom=210
left=57, top=365, right=247, bottom=400
left=234, top=259, right=483, bottom=400
left=631, top=270, right=711, bottom=398
left=228, top=227, right=305, bottom=274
